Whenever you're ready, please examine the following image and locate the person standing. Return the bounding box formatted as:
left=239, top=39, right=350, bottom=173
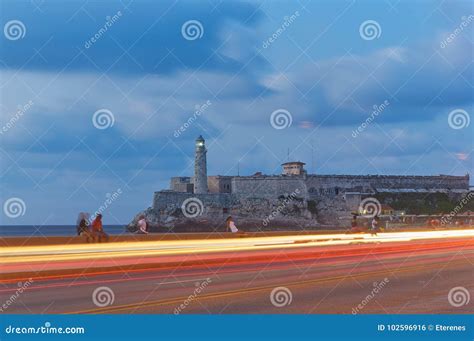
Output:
left=371, top=216, right=379, bottom=236
left=351, top=215, right=357, bottom=228
left=226, top=216, right=239, bottom=233
left=350, top=215, right=362, bottom=233
left=91, top=214, right=109, bottom=242
left=76, top=212, right=92, bottom=242
left=137, top=215, right=148, bottom=234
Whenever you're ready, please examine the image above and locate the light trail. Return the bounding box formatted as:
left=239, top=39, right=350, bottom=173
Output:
left=1, top=229, right=473, bottom=265
left=1, top=241, right=471, bottom=290
left=3, top=238, right=471, bottom=284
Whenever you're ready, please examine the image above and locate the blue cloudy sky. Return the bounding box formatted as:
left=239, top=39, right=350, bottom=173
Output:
left=0, top=0, right=473, bottom=225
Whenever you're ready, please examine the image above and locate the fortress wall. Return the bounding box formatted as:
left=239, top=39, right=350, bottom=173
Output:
left=151, top=190, right=312, bottom=226
left=153, top=191, right=232, bottom=214
left=208, top=176, right=232, bottom=193
left=146, top=174, right=470, bottom=230
left=231, top=176, right=307, bottom=198
left=170, top=177, right=192, bottom=193
left=171, top=174, right=469, bottom=194
left=306, top=175, right=469, bottom=191
left=306, top=176, right=369, bottom=191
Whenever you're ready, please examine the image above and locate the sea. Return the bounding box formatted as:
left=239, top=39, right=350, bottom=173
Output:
left=0, top=225, right=130, bottom=237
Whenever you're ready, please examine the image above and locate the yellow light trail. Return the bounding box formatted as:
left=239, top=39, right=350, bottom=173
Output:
left=1, top=229, right=473, bottom=265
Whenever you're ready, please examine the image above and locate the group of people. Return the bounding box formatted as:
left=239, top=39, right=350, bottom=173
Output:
left=76, top=212, right=109, bottom=242
left=77, top=212, right=388, bottom=240
left=134, top=215, right=240, bottom=234
left=75, top=213, right=242, bottom=241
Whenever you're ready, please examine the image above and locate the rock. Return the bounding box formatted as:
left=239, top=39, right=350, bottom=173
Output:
left=164, top=216, right=176, bottom=224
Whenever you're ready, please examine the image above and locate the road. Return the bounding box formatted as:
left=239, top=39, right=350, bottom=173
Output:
left=0, top=230, right=473, bottom=314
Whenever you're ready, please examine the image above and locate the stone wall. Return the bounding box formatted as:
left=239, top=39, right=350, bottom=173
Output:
left=170, top=177, right=193, bottom=193
left=208, top=176, right=232, bottom=193
left=171, top=173, right=469, bottom=195
left=306, top=174, right=469, bottom=191
left=230, top=174, right=468, bottom=198
left=231, top=176, right=308, bottom=198
left=153, top=191, right=232, bottom=217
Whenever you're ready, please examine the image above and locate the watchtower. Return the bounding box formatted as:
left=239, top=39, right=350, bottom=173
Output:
left=194, top=135, right=208, bottom=193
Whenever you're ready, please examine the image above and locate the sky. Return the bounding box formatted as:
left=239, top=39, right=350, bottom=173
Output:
left=0, top=0, right=473, bottom=225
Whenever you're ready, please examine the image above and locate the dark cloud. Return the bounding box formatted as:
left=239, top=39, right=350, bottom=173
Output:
left=0, top=0, right=266, bottom=75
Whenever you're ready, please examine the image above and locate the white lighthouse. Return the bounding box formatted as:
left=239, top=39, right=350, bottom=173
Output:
left=194, top=135, right=208, bottom=194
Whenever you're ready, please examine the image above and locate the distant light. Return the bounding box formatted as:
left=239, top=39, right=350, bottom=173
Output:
left=455, top=153, right=468, bottom=161
left=298, top=121, right=314, bottom=129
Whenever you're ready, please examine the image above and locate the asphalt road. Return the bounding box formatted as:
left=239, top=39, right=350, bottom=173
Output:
left=1, top=236, right=472, bottom=314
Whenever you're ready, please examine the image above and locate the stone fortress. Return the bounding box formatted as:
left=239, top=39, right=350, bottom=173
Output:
left=130, top=136, right=471, bottom=231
